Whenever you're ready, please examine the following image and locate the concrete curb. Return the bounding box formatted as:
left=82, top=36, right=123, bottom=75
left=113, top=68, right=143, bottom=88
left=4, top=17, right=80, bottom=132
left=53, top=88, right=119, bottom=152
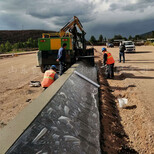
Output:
left=0, top=51, right=38, bottom=58
left=0, top=63, right=79, bottom=154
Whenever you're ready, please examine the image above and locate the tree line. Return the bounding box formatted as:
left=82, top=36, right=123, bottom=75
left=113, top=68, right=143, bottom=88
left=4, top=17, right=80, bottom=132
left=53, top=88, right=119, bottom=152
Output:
left=0, top=38, right=38, bottom=54
left=89, top=35, right=107, bottom=45
left=89, top=32, right=154, bottom=45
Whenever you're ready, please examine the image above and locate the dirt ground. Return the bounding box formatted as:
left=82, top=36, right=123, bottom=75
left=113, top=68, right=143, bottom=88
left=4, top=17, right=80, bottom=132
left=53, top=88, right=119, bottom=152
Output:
left=95, top=46, right=154, bottom=153
left=0, top=47, right=154, bottom=153
left=0, top=53, right=44, bottom=128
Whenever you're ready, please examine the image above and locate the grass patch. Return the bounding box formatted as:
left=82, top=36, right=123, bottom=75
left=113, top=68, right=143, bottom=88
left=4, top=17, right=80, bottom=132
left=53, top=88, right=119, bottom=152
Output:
left=144, top=41, right=154, bottom=46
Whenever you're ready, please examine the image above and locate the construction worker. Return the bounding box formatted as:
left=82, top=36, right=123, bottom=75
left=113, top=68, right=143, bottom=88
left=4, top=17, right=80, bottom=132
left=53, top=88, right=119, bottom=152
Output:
left=119, top=43, right=126, bottom=63
left=41, top=65, right=58, bottom=89
left=102, top=47, right=115, bottom=79
left=56, top=43, right=67, bottom=76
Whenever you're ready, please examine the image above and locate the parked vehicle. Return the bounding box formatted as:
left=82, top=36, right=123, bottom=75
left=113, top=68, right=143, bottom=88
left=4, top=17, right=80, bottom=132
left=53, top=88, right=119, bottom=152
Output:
left=106, top=42, right=114, bottom=48
left=122, top=41, right=135, bottom=52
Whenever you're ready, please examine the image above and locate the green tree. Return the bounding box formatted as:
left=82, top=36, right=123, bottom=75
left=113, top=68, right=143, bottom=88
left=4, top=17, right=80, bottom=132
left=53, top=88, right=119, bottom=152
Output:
left=98, top=34, right=103, bottom=42
left=128, top=35, right=133, bottom=40
left=0, top=44, right=5, bottom=53
left=13, top=43, right=20, bottom=51
left=18, top=42, right=24, bottom=48
left=134, top=35, right=141, bottom=40
left=5, top=41, right=12, bottom=52
left=152, top=31, right=154, bottom=38
left=27, top=38, right=33, bottom=48
left=113, top=35, right=123, bottom=40
left=108, top=38, right=114, bottom=43
left=89, top=35, right=97, bottom=44
left=33, top=40, right=38, bottom=48
left=104, top=37, right=107, bottom=42
left=23, top=42, right=28, bottom=48
left=123, top=37, right=127, bottom=41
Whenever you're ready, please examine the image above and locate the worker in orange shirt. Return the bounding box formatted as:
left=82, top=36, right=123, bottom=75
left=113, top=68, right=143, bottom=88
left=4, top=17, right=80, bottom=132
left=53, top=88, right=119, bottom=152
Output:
left=41, top=65, right=59, bottom=89
left=102, top=47, right=115, bottom=79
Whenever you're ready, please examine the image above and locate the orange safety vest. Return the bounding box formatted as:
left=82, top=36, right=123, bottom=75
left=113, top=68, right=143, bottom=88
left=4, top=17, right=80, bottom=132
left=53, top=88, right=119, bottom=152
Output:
left=105, top=51, right=115, bottom=64
left=41, top=70, right=56, bottom=88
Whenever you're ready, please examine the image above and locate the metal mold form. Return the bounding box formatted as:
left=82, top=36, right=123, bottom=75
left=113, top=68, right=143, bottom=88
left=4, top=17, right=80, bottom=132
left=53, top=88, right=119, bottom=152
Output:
left=7, top=62, right=101, bottom=154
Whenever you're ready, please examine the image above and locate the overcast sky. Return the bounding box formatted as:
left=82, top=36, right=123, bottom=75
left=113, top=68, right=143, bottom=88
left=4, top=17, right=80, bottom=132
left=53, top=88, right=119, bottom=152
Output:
left=0, top=0, right=154, bottom=39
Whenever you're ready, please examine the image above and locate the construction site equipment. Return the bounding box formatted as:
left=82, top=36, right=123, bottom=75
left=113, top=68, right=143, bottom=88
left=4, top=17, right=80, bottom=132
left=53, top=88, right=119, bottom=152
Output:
left=74, top=71, right=100, bottom=88
left=0, top=62, right=100, bottom=154
left=29, top=81, right=41, bottom=87
left=37, top=16, right=94, bottom=73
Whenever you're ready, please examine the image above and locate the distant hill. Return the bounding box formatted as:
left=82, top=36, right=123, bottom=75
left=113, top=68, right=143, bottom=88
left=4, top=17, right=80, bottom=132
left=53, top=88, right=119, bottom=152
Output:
left=139, top=31, right=154, bottom=39
left=0, top=30, right=56, bottom=44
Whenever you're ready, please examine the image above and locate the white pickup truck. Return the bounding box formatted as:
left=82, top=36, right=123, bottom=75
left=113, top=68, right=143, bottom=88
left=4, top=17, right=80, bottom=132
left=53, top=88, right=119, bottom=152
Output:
left=122, top=41, right=135, bottom=52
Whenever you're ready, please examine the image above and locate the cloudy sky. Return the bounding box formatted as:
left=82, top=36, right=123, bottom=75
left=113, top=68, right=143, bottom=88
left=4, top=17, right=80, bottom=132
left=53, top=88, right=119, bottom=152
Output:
left=0, top=0, right=154, bottom=39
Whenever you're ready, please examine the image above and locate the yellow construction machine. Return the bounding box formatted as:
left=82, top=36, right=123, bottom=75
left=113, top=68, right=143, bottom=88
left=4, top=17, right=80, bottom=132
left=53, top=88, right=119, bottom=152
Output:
left=38, top=16, right=94, bottom=73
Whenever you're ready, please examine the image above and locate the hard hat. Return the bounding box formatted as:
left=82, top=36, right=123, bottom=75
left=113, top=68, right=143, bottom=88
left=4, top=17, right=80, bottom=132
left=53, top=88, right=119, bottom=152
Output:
left=102, top=47, right=106, bottom=51
left=51, top=65, right=57, bottom=69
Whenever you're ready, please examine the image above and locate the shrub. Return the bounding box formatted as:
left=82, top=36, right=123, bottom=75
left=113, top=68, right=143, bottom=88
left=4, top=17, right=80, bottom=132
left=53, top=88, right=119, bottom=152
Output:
left=144, top=41, right=151, bottom=45
left=13, top=43, right=20, bottom=51
left=1, top=38, right=38, bottom=53
left=27, top=38, right=33, bottom=48
left=0, top=44, right=5, bottom=53
left=5, top=41, right=12, bottom=52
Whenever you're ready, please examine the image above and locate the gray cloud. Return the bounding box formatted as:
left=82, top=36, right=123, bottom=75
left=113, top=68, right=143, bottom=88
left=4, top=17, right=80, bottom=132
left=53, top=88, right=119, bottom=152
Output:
left=0, top=0, right=154, bottom=39
left=27, top=2, right=94, bottom=19
left=110, top=0, right=154, bottom=12
left=85, top=17, right=154, bottom=39
left=23, top=0, right=93, bottom=20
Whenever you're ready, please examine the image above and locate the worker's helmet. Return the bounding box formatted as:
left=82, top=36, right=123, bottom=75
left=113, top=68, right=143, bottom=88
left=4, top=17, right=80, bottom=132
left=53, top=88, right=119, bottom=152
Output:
left=102, top=47, right=106, bottom=52
left=51, top=65, right=57, bottom=70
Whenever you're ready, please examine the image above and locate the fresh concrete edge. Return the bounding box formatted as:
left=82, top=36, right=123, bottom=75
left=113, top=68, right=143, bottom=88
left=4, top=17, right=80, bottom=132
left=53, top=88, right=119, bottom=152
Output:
left=0, top=51, right=38, bottom=58
left=0, top=63, right=79, bottom=154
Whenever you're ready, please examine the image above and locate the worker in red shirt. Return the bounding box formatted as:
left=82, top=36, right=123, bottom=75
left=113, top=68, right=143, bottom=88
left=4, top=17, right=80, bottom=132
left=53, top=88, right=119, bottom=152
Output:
left=41, top=65, right=59, bottom=89
left=102, top=47, right=115, bottom=79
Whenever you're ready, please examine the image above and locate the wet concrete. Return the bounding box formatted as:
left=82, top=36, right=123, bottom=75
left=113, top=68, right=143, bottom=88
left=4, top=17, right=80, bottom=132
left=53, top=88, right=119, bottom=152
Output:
left=6, top=62, right=101, bottom=154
